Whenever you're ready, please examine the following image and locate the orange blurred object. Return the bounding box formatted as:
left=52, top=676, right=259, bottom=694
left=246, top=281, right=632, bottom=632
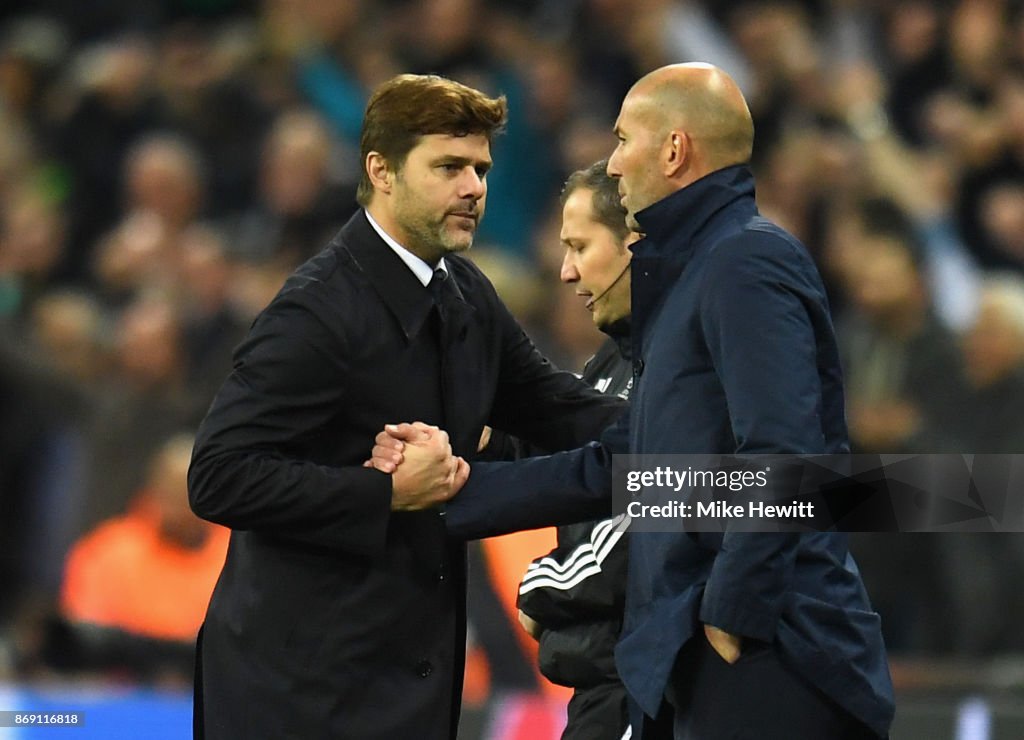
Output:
left=61, top=495, right=229, bottom=642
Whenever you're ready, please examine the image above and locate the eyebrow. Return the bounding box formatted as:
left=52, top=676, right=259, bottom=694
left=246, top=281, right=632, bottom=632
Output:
left=432, top=155, right=492, bottom=170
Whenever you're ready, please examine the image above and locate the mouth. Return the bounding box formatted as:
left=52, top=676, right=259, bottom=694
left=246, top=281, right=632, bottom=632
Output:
left=448, top=211, right=477, bottom=223
left=577, top=291, right=595, bottom=311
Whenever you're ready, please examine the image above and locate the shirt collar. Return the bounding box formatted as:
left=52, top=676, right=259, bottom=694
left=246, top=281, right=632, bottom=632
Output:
left=365, top=209, right=448, bottom=287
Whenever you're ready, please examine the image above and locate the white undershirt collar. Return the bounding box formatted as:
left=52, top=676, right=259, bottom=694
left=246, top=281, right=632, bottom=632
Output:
left=365, top=209, right=448, bottom=287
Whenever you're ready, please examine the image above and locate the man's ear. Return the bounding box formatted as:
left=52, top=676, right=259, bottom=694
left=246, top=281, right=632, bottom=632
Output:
left=366, top=152, right=393, bottom=194
left=664, top=130, right=690, bottom=178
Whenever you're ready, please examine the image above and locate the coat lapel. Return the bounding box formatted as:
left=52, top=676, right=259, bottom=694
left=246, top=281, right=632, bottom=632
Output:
left=335, top=211, right=436, bottom=340
left=334, top=210, right=484, bottom=455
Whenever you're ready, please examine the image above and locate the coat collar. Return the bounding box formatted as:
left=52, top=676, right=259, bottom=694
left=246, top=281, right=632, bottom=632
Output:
left=626, top=165, right=756, bottom=356
left=335, top=211, right=471, bottom=340
left=632, top=164, right=756, bottom=261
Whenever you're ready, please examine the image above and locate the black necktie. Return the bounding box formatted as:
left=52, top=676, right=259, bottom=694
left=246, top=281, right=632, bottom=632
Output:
left=428, top=268, right=447, bottom=316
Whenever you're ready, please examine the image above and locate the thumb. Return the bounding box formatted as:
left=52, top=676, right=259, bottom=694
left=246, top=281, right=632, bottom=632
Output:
left=384, top=422, right=432, bottom=443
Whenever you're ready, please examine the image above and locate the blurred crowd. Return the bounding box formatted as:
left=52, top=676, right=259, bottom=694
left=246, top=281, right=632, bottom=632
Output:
left=2, top=0, right=1024, bottom=700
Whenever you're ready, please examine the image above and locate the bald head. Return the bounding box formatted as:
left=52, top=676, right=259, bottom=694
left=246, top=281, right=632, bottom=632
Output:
left=634, top=63, right=753, bottom=170
left=607, top=63, right=754, bottom=227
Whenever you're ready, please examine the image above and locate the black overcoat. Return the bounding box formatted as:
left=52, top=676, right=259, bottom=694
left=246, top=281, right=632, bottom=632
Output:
left=188, top=211, right=624, bottom=739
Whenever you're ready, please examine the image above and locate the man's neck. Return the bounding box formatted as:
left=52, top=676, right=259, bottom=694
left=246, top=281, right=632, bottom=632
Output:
left=366, top=204, right=404, bottom=246
left=366, top=203, right=437, bottom=265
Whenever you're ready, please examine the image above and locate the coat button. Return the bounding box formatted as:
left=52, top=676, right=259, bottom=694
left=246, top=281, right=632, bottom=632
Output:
left=417, top=660, right=433, bottom=677
left=633, top=359, right=645, bottom=376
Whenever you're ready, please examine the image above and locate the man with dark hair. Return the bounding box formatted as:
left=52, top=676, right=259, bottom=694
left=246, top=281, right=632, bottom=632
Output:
left=839, top=196, right=965, bottom=454
left=516, top=159, right=636, bottom=740
left=376, top=64, right=894, bottom=739
left=188, top=73, right=624, bottom=740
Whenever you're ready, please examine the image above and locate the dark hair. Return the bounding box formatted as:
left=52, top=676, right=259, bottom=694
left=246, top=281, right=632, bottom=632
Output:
left=857, top=197, right=927, bottom=269
left=560, top=159, right=631, bottom=243
left=356, top=74, right=508, bottom=206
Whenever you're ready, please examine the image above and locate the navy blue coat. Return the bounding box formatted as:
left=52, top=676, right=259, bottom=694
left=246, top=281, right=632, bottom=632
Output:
left=448, top=166, right=895, bottom=737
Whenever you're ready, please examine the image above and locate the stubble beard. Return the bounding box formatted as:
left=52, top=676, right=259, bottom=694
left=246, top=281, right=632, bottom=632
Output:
left=619, top=187, right=641, bottom=232
left=394, top=199, right=476, bottom=264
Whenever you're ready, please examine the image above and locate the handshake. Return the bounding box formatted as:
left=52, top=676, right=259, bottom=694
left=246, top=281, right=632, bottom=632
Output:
left=364, top=422, right=473, bottom=511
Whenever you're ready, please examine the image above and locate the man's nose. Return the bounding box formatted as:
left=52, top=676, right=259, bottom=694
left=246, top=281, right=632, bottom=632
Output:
left=606, top=151, right=621, bottom=177
left=459, top=169, right=486, bottom=199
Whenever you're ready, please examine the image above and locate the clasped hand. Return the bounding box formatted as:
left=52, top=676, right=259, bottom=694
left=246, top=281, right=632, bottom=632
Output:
left=364, top=422, right=470, bottom=510
left=366, top=425, right=744, bottom=661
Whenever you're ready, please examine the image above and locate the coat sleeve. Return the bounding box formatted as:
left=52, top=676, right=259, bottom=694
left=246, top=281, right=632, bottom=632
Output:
left=445, top=414, right=628, bottom=540
left=517, top=514, right=629, bottom=627
left=188, top=289, right=392, bottom=557
left=696, top=235, right=827, bottom=642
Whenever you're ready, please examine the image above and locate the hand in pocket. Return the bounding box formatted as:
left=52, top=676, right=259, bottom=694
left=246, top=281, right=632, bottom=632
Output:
left=704, top=623, right=741, bottom=664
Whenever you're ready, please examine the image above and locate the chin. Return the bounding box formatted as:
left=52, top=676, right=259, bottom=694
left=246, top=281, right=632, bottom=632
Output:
left=442, top=232, right=475, bottom=253
left=596, top=310, right=626, bottom=331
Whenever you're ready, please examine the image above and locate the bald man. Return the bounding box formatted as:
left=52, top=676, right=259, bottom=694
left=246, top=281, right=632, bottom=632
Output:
left=601, top=62, right=893, bottom=739
left=376, top=64, right=894, bottom=739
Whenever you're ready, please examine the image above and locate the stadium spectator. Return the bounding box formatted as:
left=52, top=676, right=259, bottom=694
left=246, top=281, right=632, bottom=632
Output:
left=56, top=434, right=228, bottom=682
left=173, top=224, right=250, bottom=408
left=955, top=274, right=1024, bottom=452
left=228, top=108, right=356, bottom=263
left=837, top=198, right=968, bottom=453
left=83, top=296, right=195, bottom=534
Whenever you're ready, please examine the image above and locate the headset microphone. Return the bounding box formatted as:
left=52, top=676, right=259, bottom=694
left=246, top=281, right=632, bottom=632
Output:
left=585, top=262, right=631, bottom=310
